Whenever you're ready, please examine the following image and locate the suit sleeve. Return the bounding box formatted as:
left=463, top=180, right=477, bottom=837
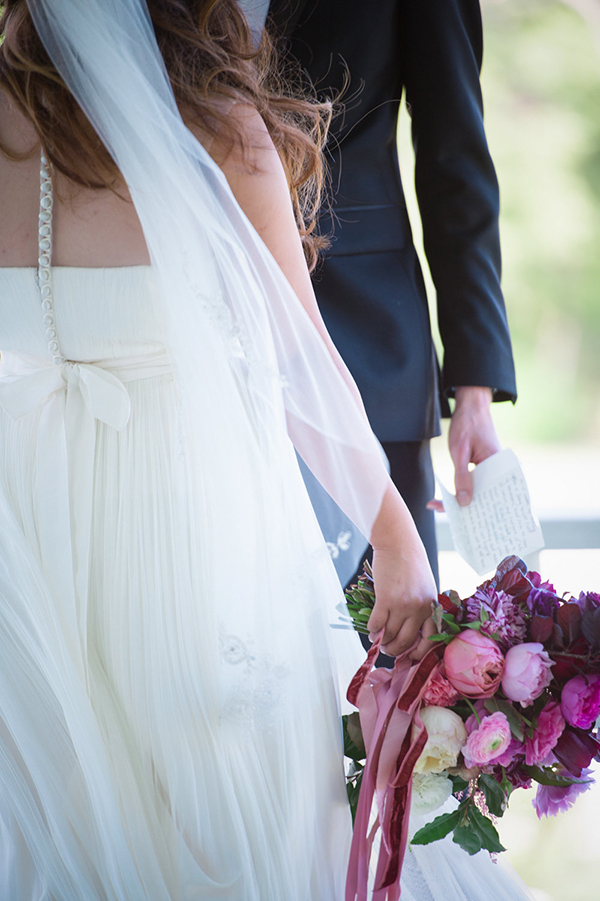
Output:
left=401, top=0, right=517, bottom=402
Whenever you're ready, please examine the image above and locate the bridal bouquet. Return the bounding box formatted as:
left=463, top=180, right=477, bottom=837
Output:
left=343, top=556, right=600, bottom=861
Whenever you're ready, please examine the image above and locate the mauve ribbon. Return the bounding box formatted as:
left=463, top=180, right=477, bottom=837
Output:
left=345, top=633, right=445, bottom=901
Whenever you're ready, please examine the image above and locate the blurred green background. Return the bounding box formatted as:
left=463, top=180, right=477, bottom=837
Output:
left=398, top=2, right=600, bottom=899
left=480, top=0, right=600, bottom=445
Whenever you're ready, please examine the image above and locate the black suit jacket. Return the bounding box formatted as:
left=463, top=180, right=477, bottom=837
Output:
left=268, top=0, right=517, bottom=442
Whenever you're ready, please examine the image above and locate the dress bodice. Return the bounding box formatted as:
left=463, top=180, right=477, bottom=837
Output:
left=0, top=266, right=164, bottom=361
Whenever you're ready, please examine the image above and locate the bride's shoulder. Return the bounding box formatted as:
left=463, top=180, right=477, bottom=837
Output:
left=186, top=100, right=280, bottom=176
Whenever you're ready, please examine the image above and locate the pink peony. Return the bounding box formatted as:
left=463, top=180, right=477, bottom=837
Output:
left=533, top=767, right=594, bottom=818
left=462, top=711, right=511, bottom=768
left=422, top=673, right=460, bottom=708
left=444, top=630, right=505, bottom=698
left=501, top=643, right=553, bottom=707
left=524, top=700, right=566, bottom=766
left=560, top=675, right=600, bottom=730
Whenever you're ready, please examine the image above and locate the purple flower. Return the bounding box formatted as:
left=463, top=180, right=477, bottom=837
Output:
left=532, top=767, right=594, bottom=818
left=466, top=587, right=527, bottom=647
left=527, top=587, right=560, bottom=618
left=576, top=591, right=600, bottom=614
left=561, top=675, right=600, bottom=730
left=528, top=572, right=557, bottom=593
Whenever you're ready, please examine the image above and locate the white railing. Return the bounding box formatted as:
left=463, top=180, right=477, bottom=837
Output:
left=435, top=514, right=600, bottom=552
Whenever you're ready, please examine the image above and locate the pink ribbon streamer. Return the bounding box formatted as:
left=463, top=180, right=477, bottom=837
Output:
left=345, top=634, right=444, bottom=901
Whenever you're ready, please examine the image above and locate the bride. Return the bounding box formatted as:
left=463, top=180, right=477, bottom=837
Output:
left=0, top=1, right=533, bottom=899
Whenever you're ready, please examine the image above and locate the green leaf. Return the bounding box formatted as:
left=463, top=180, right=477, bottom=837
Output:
left=531, top=692, right=549, bottom=721
left=342, top=714, right=366, bottom=762
left=484, top=697, right=525, bottom=742
left=453, top=804, right=507, bottom=856
left=346, top=712, right=366, bottom=758
left=480, top=607, right=490, bottom=623
left=499, top=768, right=513, bottom=799
left=441, top=613, right=462, bottom=634
left=469, top=807, right=506, bottom=853
left=410, top=809, right=462, bottom=846
left=427, top=632, right=453, bottom=643
left=479, top=774, right=508, bottom=818
left=450, top=774, right=470, bottom=795
left=452, top=822, right=483, bottom=856
left=463, top=621, right=482, bottom=630
left=523, top=764, right=593, bottom=787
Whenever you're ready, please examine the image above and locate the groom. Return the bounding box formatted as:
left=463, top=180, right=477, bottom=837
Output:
left=263, top=0, right=517, bottom=587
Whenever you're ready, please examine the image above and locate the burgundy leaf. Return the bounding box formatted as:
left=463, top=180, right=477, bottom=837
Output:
left=551, top=654, right=586, bottom=682
left=438, top=591, right=462, bottom=619
left=553, top=727, right=600, bottom=777
left=530, top=615, right=554, bottom=644
left=582, top=608, right=600, bottom=652
left=488, top=557, right=527, bottom=592
left=551, top=623, right=565, bottom=649
left=556, top=604, right=582, bottom=645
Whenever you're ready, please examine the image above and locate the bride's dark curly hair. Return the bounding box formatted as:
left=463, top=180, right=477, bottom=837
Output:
left=0, top=0, right=331, bottom=270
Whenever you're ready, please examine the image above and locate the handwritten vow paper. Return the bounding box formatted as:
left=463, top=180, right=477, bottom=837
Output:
left=438, top=449, right=544, bottom=576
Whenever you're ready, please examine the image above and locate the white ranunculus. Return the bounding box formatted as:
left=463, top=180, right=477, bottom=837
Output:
left=413, top=706, right=468, bottom=775
left=411, top=772, right=454, bottom=816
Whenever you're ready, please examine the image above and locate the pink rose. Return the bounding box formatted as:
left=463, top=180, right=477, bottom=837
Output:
left=560, top=675, right=600, bottom=730
left=444, top=630, right=504, bottom=698
left=422, top=673, right=460, bottom=708
left=524, top=700, right=565, bottom=766
left=462, top=711, right=512, bottom=768
left=502, top=643, right=553, bottom=707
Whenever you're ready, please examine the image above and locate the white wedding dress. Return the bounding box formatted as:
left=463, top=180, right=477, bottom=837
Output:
left=0, top=165, right=534, bottom=901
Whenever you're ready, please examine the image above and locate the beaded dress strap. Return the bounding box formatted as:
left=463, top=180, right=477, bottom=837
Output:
left=38, top=153, right=64, bottom=366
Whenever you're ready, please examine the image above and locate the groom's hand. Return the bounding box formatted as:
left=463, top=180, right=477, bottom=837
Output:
left=449, top=386, right=501, bottom=505
left=426, top=386, right=501, bottom=512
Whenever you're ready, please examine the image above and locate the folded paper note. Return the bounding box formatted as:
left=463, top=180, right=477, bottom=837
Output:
left=438, top=448, right=544, bottom=576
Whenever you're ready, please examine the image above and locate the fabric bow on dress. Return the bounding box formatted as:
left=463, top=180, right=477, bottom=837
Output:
left=0, top=349, right=171, bottom=681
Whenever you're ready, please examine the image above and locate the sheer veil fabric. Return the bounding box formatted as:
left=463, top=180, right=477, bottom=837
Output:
left=0, top=0, right=392, bottom=898
left=27, top=0, right=389, bottom=532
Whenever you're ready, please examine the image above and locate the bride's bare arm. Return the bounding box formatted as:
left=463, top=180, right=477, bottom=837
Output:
left=207, top=106, right=436, bottom=658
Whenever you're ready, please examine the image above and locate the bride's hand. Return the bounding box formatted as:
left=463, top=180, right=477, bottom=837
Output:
left=367, top=541, right=437, bottom=660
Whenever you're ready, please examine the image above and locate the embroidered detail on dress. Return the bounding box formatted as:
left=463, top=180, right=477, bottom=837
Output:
left=218, top=632, right=290, bottom=729
left=326, top=530, right=353, bottom=560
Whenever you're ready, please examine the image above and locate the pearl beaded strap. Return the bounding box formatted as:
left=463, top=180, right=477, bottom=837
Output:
left=38, top=152, right=64, bottom=366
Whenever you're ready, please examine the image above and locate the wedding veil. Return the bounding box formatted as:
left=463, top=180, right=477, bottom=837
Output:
left=26, top=0, right=389, bottom=538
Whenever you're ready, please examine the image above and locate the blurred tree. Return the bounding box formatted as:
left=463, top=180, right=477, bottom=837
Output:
left=479, top=0, right=600, bottom=442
